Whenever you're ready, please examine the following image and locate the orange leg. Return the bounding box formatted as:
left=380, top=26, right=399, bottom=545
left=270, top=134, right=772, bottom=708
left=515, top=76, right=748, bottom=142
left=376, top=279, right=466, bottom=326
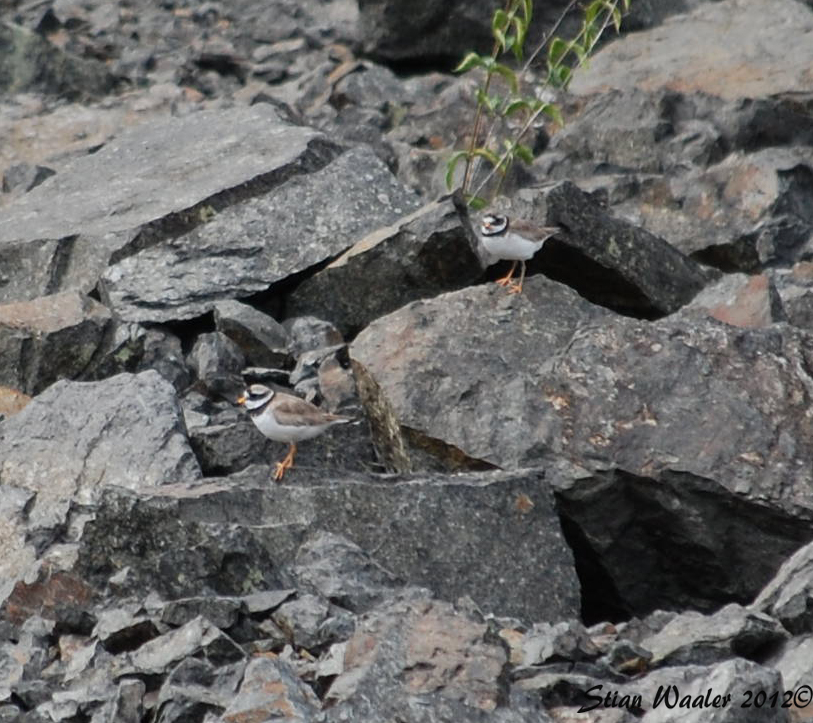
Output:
left=273, top=442, right=297, bottom=482
left=495, top=260, right=518, bottom=287
left=507, top=261, right=527, bottom=294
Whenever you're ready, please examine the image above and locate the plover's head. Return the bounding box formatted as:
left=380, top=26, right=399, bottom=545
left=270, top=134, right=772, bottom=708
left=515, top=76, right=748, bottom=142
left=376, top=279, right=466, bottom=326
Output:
left=480, top=213, right=509, bottom=236
left=238, top=384, right=275, bottom=410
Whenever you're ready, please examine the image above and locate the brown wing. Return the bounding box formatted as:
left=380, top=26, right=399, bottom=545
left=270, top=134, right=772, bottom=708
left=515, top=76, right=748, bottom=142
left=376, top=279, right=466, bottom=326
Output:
left=510, top=219, right=560, bottom=241
left=272, top=393, right=349, bottom=427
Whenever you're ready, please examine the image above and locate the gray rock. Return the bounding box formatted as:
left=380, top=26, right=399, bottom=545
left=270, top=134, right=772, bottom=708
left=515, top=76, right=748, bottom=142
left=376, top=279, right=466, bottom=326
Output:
left=99, top=144, right=421, bottom=323
left=639, top=603, right=788, bottom=666
left=520, top=621, right=599, bottom=667
left=540, top=181, right=713, bottom=317
left=213, top=300, right=290, bottom=368
left=351, top=277, right=813, bottom=612
left=0, top=105, right=325, bottom=305
left=186, top=332, right=245, bottom=389
left=0, top=21, right=114, bottom=100
left=271, top=593, right=351, bottom=650
left=222, top=656, right=320, bottom=723
left=681, top=273, right=786, bottom=328
left=753, top=540, right=813, bottom=634
left=75, top=467, right=579, bottom=622
left=325, top=592, right=508, bottom=719
left=287, top=192, right=484, bottom=335
left=284, top=316, right=344, bottom=357
left=0, top=371, right=201, bottom=599
left=764, top=634, right=813, bottom=691
left=291, top=531, right=399, bottom=613
left=0, top=292, right=111, bottom=395
left=1, top=163, right=55, bottom=194
left=160, top=597, right=242, bottom=631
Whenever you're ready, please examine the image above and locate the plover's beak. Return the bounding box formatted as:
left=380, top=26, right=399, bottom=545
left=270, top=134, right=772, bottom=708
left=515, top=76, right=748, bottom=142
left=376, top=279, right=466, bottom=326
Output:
left=237, top=395, right=246, bottom=405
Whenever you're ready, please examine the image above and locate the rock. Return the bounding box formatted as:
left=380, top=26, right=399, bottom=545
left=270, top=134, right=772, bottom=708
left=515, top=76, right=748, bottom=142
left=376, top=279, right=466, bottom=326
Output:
left=765, top=634, right=813, bottom=692
left=291, top=531, right=399, bottom=613
left=222, top=656, right=320, bottom=723
left=752, top=540, right=813, bottom=635
left=284, top=316, right=344, bottom=357
left=1, top=163, right=55, bottom=194
left=271, top=593, right=353, bottom=650
left=0, top=292, right=111, bottom=395
left=539, top=181, right=713, bottom=317
left=0, top=371, right=201, bottom=599
left=213, top=300, right=290, bottom=367
left=0, top=21, right=115, bottom=100
left=639, top=603, right=787, bottom=666
left=519, top=621, right=599, bottom=667
left=287, top=192, right=484, bottom=335
left=325, top=592, right=508, bottom=718
left=75, top=467, right=580, bottom=621
left=0, top=385, right=30, bottom=419
left=0, top=105, right=326, bottom=305
left=99, top=144, right=421, bottom=322
left=681, top=273, right=786, bottom=328
left=186, top=332, right=245, bottom=390
left=774, top=262, right=813, bottom=332
left=570, top=0, right=813, bottom=102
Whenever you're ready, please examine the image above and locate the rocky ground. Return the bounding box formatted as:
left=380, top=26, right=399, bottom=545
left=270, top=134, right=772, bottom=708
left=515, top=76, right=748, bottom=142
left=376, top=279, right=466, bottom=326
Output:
left=2, top=0, right=813, bottom=721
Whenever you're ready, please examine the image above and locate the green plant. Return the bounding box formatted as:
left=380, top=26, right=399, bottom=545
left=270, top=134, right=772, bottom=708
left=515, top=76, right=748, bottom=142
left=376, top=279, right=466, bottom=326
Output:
left=446, top=0, right=631, bottom=209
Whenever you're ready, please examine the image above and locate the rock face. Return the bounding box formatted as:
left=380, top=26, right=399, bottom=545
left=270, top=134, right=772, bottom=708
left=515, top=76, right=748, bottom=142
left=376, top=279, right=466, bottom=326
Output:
left=99, top=144, right=421, bottom=322
left=3, top=0, right=813, bottom=720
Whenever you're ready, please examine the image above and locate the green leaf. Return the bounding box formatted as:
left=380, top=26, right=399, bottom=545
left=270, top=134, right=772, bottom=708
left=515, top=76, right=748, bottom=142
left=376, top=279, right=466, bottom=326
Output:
left=468, top=195, right=488, bottom=210
left=538, top=101, right=564, bottom=127
left=454, top=52, right=485, bottom=73
left=470, top=146, right=501, bottom=167
left=490, top=62, right=519, bottom=93
left=547, top=37, right=569, bottom=66
left=585, top=0, right=601, bottom=25
left=476, top=88, right=501, bottom=113
left=521, top=0, right=532, bottom=24
left=492, top=8, right=509, bottom=33
left=503, top=98, right=534, bottom=117
left=514, top=143, right=534, bottom=164
left=493, top=26, right=507, bottom=52
left=445, top=150, right=470, bottom=190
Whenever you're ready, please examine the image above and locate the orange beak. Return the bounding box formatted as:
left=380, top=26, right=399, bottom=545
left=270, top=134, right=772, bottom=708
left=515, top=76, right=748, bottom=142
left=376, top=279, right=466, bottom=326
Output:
left=237, top=395, right=246, bottom=405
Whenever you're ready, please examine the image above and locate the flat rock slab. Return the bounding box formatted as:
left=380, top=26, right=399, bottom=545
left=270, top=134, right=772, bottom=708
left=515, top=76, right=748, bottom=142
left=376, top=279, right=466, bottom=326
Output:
left=0, top=105, right=329, bottom=304
left=540, top=181, right=713, bottom=317
left=350, top=275, right=813, bottom=503
left=571, top=0, right=813, bottom=101
left=287, top=193, right=484, bottom=335
left=100, top=145, right=421, bottom=322
left=76, top=467, right=580, bottom=622
left=0, top=291, right=111, bottom=394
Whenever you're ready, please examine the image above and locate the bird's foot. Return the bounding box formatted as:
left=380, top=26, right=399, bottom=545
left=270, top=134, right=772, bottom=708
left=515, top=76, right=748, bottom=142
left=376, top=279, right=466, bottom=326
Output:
left=495, top=275, right=515, bottom=287
left=273, top=445, right=297, bottom=482
left=507, top=282, right=523, bottom=295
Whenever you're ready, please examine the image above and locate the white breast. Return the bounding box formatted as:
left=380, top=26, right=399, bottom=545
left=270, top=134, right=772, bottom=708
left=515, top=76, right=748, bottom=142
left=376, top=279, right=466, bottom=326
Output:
left=252, top=410, right=335, bottom=443
left=481, top=230, right=545, bottom=261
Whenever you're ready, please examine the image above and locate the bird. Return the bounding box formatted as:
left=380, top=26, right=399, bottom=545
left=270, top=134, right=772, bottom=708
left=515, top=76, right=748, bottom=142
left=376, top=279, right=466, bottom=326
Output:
left=238, top=383, right=353, bottom=481
left=479, top=213, right=560, bottom=294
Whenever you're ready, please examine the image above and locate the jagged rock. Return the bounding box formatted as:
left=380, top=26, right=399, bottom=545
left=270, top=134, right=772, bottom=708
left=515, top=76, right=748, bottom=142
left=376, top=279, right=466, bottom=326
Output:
left=765, top=634, right=813, bottom=692
left=0, top=371, right=201, bottom=600
left=639, top=603, right=788, bottom=666
left=571, top=0, right=813, bottom=102
left=519, top=621, right=600, bottom=667
left=681, top=273, right=786, bottom=328
left=753, top=540, right=813, bottom=635
left=287, top=192, right=484, bottom=335
left=160, top=597, right=242, bottom=631
left=271, top=593, right=353, bottom=650
left=186, top=332, right=245, bottom=390
left=0, top=105, right=327, bottom=305
left=0, top=385, right=30, bottom=419
left=0, top=21, right=115, bottom=100
left=213, top=300, right=290, bottom=368
left=351, top=277, right=813, bottom=613
left=538, top=181, right=713, bottom=317
left=284, top=316, right=344, bottom=357
left=222, top=656, right=320, bottom=723
left=774, top=262, right=813, bottom=332
left=291, top=531, right=399, bottom=613
left=75, top=467, right=579, bottom=621
left=325, top=591, right=509, bottom=719
left=0, top=292, right=111, bottom=395
left=99, top=144, right=421, bottom=323
left=1, top=162, right=55, bottom=194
